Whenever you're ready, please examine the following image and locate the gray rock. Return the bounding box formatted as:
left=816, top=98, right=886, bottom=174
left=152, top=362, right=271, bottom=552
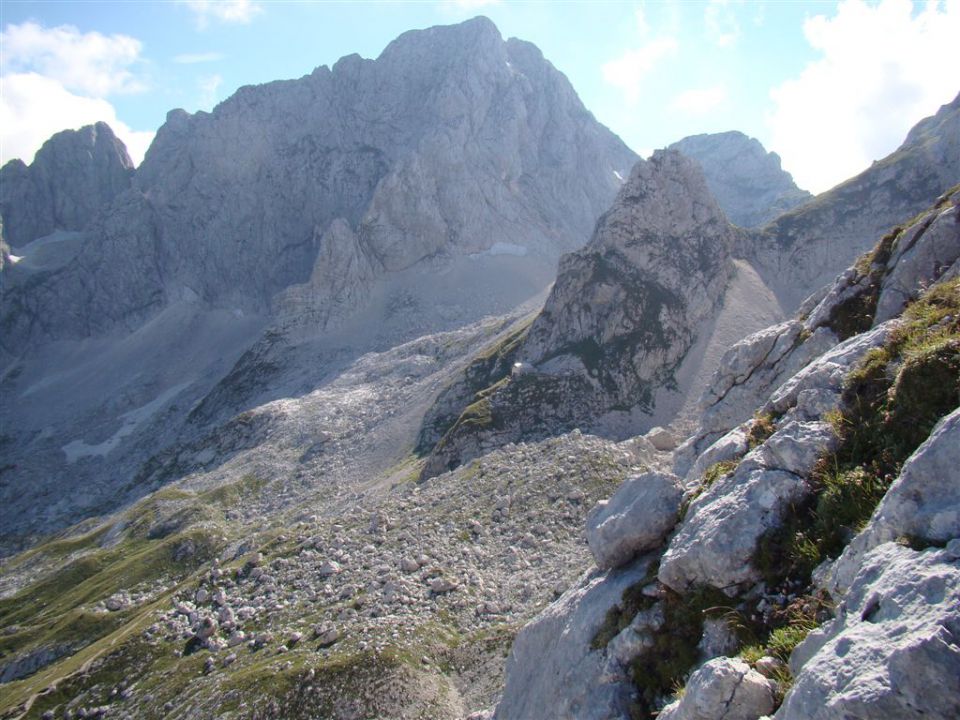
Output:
left=645, top=426, right=678, bottom=451
left=664, top=418, right=838, bottom=593
left=669, top=131, right=812, bottom=228
left=780, top=543, right=960, bottom=720
left=657, top=657, right=775, bottom=720
left=494, top=559, right=653, bottom=720
left=428, top=577, right=457, bottom=594
left=766, top=321, right=896, bottom=416
left=586, top=471, right=684, bottom=569
left=682, top=423, right=750, bottom=486
left=424, top=150, right=737, bottom=477
left=659, top=462, right=805, bottom=593
left=0, top=122, right=133, bottom=248
left=745, top=421, right=837, bottom=478
left=681, top=322, right=837, bottom=475
left=875, top=199, right=960, bottom=323
left=826, top=407, right=960, bottom=597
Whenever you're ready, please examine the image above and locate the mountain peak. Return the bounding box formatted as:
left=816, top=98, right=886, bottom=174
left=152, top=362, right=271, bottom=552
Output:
left=669, top=131, right=811, bottom=227
left=0, top=122, right=133, bottom=248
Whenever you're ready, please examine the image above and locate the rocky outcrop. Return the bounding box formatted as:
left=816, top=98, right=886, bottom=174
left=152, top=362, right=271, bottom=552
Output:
left=0, top=122, right=133, bottom=248
left=494, top=559, right=654, bottom=720
left=782, top=542, right=960, bottom=720
left=669, top=131, right=811, bottom=228
left=826, top=407, right=960, bottom=596
left=493, top=179, right=960, bottom=720
left=421, top=150, right=736, bottom=478
left=746, top=91, right=960, bottom=310
left=676, top=186, right=960, bottom=479
left=660, top=420, right=838, bottom=593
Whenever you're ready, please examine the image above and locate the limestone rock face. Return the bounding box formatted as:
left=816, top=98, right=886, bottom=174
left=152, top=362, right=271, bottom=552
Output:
left=874, top=198, right=960, bottom=323
left=677, top=187, right=959, bottom=481
left=494, top=559, right=654, bottom=720
left=781, top=542, right=960, bottom=720
left=0, top=18, right=637, bottom=540
left=421, top=151, right=736, bottom=478
left=586, top=471, right=683, bottom=570
left=669, top=131, right=811, bottom=228
left=660, top=432, right=824, bottom=594
left=0, top=122, right=134, bottom=248
left=521, top=150, right=735, bottom=388
left=746, top=91, right=960, bottom=310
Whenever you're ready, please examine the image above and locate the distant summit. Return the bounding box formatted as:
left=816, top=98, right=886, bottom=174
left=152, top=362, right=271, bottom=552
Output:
left=669, top=130, right=811, bottom=228
left=0, top=122, right=133, bottom=248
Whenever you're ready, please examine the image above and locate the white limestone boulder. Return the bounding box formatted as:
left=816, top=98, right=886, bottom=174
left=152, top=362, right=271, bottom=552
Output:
left=586, top=471, right=684, bottom=570
left=780, top=542, right=960, bottom=720
left=657, top=657, right=775, bottom=720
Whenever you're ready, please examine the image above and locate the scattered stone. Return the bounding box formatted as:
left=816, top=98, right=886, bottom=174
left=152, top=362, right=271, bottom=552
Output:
left=645, top=426, right=678, bottom=451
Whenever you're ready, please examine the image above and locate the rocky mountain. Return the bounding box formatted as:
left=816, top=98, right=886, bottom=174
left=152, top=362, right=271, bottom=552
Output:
left=668, top=131, right=811, bottom=228
left=0, top=16, right=636, bottom=546
left=747, top=90, right=960, bottom=309
left=1, top=15, right=959, bottom=720
left=420, top=95, right=960, bottom=481
left=0, top=122, right=134, bottom=250
left=494, top=184, right=960, bottom=720
left=420, top=150, right=742, bottom=479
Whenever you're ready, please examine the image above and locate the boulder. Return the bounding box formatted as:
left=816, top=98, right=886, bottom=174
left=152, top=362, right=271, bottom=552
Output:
left=657, top=657, right=775, bottom=720
left=586, top=471, right=684, bottom=570
left=645, top=426, right=678, bottom=451
left=780, top=542, right=960, bottom=720
left=659, top=463, right=804, bottom=593
left=875, top=199, right=960, bottom=323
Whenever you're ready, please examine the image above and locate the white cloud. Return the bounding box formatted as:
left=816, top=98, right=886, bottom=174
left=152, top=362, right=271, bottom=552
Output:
left=1, top=73, right=154, bottom=167
left=0, top=23, right=154, bottom=167
left=602, top=36, right=678, bottom=105
left=670, top=84, right=728, bottom=114
left=705, top=0, right=740, bottom=48
left=173, top=51, right=224, bottom=64
left=181, top=0, right=264, bottom=28
left=768, top=0, right=960, bottom=194
left=634, top=6, right=650, bottom=36
left=0, top=22, right=145, bottom=96
left=197, top=74, right=223, bottom=111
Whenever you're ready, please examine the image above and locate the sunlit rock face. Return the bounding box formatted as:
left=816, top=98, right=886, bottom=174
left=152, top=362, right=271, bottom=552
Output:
left=669, top=130, right=811, bottom=228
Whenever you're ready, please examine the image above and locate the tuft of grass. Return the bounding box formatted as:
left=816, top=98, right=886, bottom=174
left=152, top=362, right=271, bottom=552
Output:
left=756, top=277, right=960, bottom=586
left=746, top=412, right=777, bottom=449
left=703, top=460, right=738, bottom=488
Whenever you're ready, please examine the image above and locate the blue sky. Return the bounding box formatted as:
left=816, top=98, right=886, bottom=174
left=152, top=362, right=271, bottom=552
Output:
left=1, top=1, right=957, bottom=193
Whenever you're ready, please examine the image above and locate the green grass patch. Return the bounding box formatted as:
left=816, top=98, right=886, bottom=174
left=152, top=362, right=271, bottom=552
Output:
left=702, top=460, right=738, bottom=488
left=756, top=277, right=960, bottom=585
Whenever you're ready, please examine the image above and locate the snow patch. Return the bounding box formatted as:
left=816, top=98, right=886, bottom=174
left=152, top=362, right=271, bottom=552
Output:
left=62, top=383, right=189, bottom=463
left=613, top=170, right=624, bottom=182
